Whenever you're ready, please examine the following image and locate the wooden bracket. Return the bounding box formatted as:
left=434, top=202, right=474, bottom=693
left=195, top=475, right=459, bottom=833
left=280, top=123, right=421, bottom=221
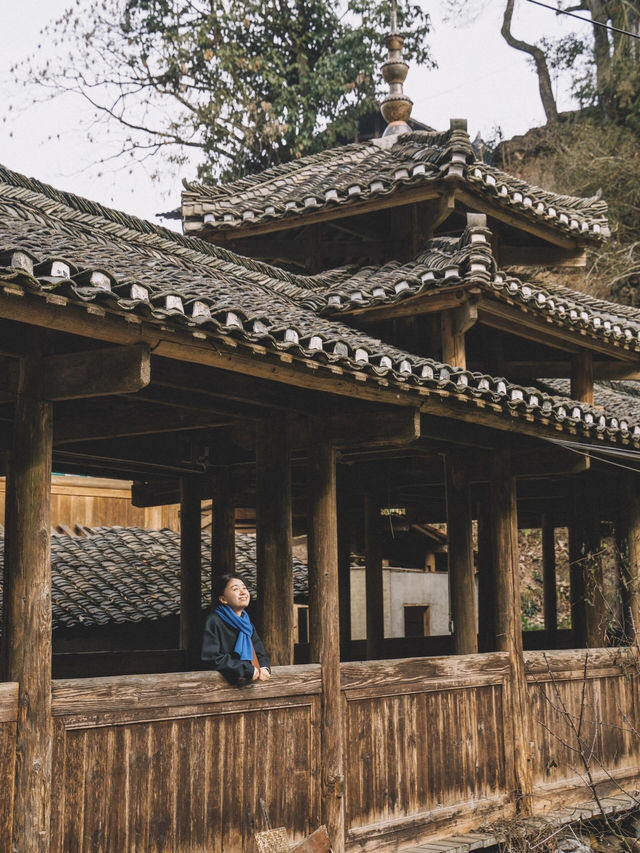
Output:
left=330, top=407, right=420, bottom=448
left=43, top=343, right=150, bottom=401
left=453, top=299, right=478, bottom=336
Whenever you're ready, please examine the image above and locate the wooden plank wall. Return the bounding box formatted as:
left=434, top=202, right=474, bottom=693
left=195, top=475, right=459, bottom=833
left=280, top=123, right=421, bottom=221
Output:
left=0, top=475, right=179, bottom=532
left=50, top=666, right=322, bottom=852
left=526, top=648, right=640, bottom=811
left=0, top=682, right=18, bottom=852
left=341, top=653, right=515, bottom=853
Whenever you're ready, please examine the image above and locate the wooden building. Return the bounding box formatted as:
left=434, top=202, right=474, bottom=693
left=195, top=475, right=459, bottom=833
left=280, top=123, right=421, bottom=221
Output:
left=2, top=32, right=640, bottom=848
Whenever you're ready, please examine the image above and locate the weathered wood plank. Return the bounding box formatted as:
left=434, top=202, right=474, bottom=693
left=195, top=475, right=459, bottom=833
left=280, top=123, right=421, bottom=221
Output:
left=524, top=647, right=632, bottom=675
left=0, top=681, right=18, bottom=722
left=445, top=457, right=477, bottom=654
left=52, top=665, right=322, bottom=715
left=43, top=343, right=150, bottom=400
left=365, top=492, right=384, bottom=661
left=0, top=719, right=17, bottom=853
left=341, top=653, right=510, bottom=691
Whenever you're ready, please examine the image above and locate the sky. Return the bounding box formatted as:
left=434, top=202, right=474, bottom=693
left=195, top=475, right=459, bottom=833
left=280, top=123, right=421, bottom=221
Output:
left=0, top=0, right=584, bottom=226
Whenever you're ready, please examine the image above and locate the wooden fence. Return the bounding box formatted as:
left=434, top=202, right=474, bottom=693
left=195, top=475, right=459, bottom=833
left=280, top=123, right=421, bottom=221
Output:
left=1, top=649, right=639, bottom=851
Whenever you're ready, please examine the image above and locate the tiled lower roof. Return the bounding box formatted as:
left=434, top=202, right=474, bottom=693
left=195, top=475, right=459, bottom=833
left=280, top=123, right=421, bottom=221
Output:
left=181, top=128, right=609, bottom=242
left=0, top=526, right=308, bottom=634
left=536, top=378, right=640, bottom=425
left=0, top=164, right=637, bottom=445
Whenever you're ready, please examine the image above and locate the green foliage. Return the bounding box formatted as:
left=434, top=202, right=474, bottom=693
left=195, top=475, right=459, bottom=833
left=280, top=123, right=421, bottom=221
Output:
left=17, top=0, right=432, bottom=181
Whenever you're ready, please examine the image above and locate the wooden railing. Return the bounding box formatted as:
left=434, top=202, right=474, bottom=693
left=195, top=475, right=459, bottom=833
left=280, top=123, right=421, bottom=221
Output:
left=341, top=653, right=515, bottom=852
left=0, top=682, right=18, bottom=852
left=525, top=648, right=640, bottom=811
left=3, top=650, right=640, bottom=851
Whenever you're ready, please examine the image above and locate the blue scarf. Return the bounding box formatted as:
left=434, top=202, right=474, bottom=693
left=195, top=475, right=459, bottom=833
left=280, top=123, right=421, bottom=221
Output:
left=216, top=604, right=254, bottom=661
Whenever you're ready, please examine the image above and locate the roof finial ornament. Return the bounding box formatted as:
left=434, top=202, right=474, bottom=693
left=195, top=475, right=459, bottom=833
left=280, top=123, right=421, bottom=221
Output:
left=380, top=0, right=413, bottom=137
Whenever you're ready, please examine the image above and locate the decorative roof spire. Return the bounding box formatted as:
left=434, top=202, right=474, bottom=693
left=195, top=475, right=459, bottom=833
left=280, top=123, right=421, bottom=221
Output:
left=380, top=0, right=413, bottom=137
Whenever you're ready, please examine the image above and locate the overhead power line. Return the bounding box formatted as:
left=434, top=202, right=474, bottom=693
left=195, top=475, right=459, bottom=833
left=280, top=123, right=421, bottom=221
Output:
left=526, top=0, right=640, bottom=41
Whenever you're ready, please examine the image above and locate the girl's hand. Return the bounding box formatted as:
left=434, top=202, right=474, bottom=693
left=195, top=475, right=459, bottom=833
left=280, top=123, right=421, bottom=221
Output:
left=252, top=667, right=260, bottom=681
left=258, top=667, right=271, bottom=681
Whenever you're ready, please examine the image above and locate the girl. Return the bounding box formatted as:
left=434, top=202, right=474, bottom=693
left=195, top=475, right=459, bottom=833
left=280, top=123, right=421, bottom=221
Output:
left=201, top=573, right=271, bottom=685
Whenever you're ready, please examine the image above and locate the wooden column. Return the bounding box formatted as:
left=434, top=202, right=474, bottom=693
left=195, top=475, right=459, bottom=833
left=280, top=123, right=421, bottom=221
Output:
left=571, top=352, right=594, bottom=405
left=542, top=515, right=558, bottom=642
left=490, top=447, right=533, bottom=816
left=569, top=474, right=606, bottom=648
left=364, top=492, right=384, bottom=660
left=2, top=349, right=53, bottom=852
left=180, top=477, right=202, bottom=667
left=307, top=419, right=344, bottom=853
left=476, top=491, right=495, bottom=653
left=441, top=310, right=466, bottom=369
left=445, top=457, right=477, bottom=654
left=337, top=469, right=352, bottom=659
left=211, top=467, right=235, bottom=600
left=624, top=474, right=640, bottom=643
left=256, top=414, right=294, bottom=666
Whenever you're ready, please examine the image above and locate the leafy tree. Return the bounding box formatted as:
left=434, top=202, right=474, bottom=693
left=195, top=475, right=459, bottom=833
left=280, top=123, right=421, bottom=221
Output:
left=16, top=0, right=432, bottom=182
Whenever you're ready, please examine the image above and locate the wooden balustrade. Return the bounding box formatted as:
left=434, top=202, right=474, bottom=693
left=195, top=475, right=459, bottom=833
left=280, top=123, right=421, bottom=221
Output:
left=2, top=649, right=639, bottom=851
left=0, top=682, right=18, bottom=852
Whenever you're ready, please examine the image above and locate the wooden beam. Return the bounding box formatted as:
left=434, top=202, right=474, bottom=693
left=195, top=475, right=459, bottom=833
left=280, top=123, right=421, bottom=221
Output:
left=456, top=186, right=581, bottom=250
left=340, top=286, right=470, bottom=321
left=623, top=474, right=640, bottom=643
left=43, top=343, right=150, bottom=401
left=569, top=474, right=606, bottom=648
left=2, top=345, right=53, bottom=851
left=211, top=468, right=236, bottom=603
left=542, top=515, right=558, bottom=638
left=479, top=300, right=639, bottom=361
left=307, top=418, right=345, bottom=853
left=453, top=299, right=478, bottom=336
left=337, top=470, right=352, bottom=658
left=364, top=493, right=384, bottom=661
left=331, top=407, right=420, bottom=448
left=441, top=309, right=466, bottom=369
left=256, top=414, right=294, bottom=666
left=179, top=477, right=202, bottom=668
left=571, top=352, right=594, bottom=404
left=445, top=457, right=477, bottom=654
left=489, top=447, right=533, bottom=815
left=501, top=246, right=587, bottom=268
left=476, top=491, right=494, bottom=653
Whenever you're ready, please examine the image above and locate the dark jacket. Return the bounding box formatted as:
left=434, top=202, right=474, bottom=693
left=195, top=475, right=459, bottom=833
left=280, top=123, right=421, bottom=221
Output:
left=201, top=611, right=270, bottom=685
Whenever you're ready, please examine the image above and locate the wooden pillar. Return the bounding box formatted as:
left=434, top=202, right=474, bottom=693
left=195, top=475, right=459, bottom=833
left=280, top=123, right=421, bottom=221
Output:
left=211, top=467, right=235, bottom=600
left=180, top=477, right=202, bottom=667
left=445, top=457, right=477, bottom=654
left=307, top=420, right=344, bottom=853
left=2, top=349, right=53, bottom=852
left=337, top=470, right=352, bottom=659
left=569, top=475, right=606, bottom=648
left=542, top=515, right=558, bottom=642
left=256, top=414, right=294, bottom=666
left=476, top=491, right=495, bottom=653
left=624, top=474, right=640, bottom=643
left=441, top=310, right=466, bottom=369
left=571, top=352, right=594, bottom=405
left=364, top=492, right=384, bottom=660
left=490, top=447, right=533, bottom=815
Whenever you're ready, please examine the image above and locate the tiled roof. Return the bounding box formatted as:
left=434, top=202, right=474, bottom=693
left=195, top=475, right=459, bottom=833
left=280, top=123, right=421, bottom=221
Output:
left=536, top=379, right=640, bottom=425
left=0, top=526, right=308, bottom=634
left=181, top=128, right=609, bottom=241
left=0, top=164, right=638, bottom=444
left=306, top=227, right=640, bottom=354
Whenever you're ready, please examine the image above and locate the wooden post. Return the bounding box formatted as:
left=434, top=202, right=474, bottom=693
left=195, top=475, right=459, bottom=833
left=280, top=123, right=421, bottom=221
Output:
left=490, top=447, right=533, bottom=816
left=476, top=491, right=495, bottom=653
left=2, top=347, right=53, bottom=851
left=542, top=515, right=558, bottom=643
left=180, top=477, right=202, bottom=668
left=307, top=419, right=344, bottom=853
left=569, top=475, right=606, bottom=647
left=256, top=414, right=294, bottom=666
left=364, top=492, right=384, bottom=660
left=624, top=474, right=640, bottom=643
left=571, top=352, right=594, bottom=405
left=441, top=309, right=466, bottom=369
left=337, top=469, right=352, bottom=660
left=445, top=457, right=478, bottom=654
left=211, top=467, right=235, bottom=601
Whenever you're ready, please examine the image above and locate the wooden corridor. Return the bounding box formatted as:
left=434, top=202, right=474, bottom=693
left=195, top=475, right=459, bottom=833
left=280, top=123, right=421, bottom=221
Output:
left=1, top=648, right=638, bottom=852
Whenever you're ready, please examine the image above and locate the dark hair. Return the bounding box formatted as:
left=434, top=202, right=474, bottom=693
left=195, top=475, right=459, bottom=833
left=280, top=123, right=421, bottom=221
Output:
left=213, top=572, right=249, bottom=603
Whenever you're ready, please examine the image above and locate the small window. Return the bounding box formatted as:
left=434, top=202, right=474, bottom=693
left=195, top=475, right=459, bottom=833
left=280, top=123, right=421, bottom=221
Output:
left=404, top=605, right=430, bottom=638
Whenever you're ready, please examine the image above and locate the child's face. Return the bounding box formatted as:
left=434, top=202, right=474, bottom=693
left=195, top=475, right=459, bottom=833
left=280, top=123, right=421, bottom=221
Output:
left=220, top=578, right=251, bottom=612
